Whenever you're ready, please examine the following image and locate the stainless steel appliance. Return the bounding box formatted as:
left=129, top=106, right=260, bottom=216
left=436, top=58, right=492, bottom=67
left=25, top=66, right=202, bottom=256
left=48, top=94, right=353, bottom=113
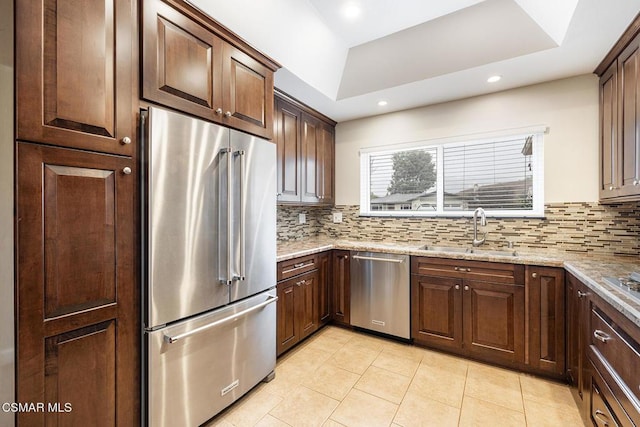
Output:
left=350, top=251, right=410, bottom=339
left=604, top=272, right=640, bottom=303
left=142, top=106, right=277, bottom=427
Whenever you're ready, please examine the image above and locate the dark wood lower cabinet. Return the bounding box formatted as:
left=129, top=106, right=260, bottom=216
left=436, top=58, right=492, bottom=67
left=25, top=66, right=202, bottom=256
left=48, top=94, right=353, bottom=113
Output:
left=16, top=142, right=139, bottom=426
left=411, top=257, right=524, bottom=366
left=526, top=266, right=565, bottom=377
left=464, top=279, right=524, bottom=366
left=331, top=250, right=350, bottom=326
left=276, top=269, right=318, bottom=356
left=317, top=252, right=331, bottom=326
left=411, top=274, right=462, bottom=351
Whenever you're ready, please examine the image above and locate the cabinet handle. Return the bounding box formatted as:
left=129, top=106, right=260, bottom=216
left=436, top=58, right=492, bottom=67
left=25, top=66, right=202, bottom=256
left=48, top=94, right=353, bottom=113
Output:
left=464, top=285, right=469, bottom=291
left=531, top=272, right=538, bottom=278
left=454, top=266, right=459, bottom=271
left=593, top=330, right=611, bottom=343
left=609, top=185, right=619, bottom=191
left=293, top=263, right=306, bottom=268
left=225, top=111, right=232, bottom=118
left=122, top=167, right=132, bottom=175
left=594, top=409, right=610, bottom=426
left=215, top=108, right=223, bottom=115
left=121, top=136, right=131, bottom=145
left=296, top=279, right=306, bottom=286
left=466, top=268, right=471, bottom=272
left=634, top=179, right=639, bottom=186
left=455, top=285, right=460, bottom=290
left=577, top=290, right=587, bottom=298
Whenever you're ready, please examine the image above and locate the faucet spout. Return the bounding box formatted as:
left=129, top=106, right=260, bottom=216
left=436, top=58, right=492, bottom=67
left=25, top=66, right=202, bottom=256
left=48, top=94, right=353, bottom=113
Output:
left=472, top=207, right=486, bottom=247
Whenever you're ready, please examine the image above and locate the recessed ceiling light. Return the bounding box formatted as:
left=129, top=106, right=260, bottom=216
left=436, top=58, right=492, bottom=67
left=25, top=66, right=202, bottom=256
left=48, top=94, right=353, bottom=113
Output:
left=487, top=75, right=502, bottom=83
left=343, top=2, right=361, bottom=19
left=377, top=100, right=388, bottom=106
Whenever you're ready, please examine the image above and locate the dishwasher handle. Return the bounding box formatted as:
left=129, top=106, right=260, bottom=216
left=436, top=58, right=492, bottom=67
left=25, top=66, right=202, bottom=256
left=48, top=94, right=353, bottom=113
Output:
left=164, top=295, right=278, bottom=344
left=352, top=254, right=404, bottom=263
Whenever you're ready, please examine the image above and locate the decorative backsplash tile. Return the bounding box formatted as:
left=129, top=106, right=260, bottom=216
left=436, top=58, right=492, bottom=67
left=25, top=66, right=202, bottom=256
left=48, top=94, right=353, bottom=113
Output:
left=278, top=202, right=640, bottom=257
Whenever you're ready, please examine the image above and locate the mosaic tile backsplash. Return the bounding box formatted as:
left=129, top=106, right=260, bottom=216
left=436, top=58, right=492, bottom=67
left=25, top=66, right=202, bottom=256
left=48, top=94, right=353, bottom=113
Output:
left=277, top=202, right=640, bottom=257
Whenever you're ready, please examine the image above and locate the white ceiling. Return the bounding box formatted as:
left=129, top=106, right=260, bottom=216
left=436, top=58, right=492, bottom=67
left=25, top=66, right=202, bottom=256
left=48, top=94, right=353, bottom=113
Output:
left=188, top=0, right=640, bottom=122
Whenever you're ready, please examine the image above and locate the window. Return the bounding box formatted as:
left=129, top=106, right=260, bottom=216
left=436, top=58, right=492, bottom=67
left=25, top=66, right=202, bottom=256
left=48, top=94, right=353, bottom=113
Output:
left=360, top=130, right=544, bottom=217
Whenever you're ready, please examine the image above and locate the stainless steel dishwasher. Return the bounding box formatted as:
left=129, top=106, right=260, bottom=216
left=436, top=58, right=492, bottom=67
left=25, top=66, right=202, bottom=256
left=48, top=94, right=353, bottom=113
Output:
left=350, top=251, right=410, bottom=339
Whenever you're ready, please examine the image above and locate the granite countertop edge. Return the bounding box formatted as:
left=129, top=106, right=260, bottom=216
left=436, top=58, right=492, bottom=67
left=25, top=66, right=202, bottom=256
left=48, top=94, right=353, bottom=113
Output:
left=277, top=239, right=640, bottom=328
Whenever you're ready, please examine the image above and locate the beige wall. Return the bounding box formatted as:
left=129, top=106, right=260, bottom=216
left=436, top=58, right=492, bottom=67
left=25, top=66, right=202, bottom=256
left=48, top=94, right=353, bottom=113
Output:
left=335, top=74, right=600, bottom=206
left=0, top=0, right=14, bottom=421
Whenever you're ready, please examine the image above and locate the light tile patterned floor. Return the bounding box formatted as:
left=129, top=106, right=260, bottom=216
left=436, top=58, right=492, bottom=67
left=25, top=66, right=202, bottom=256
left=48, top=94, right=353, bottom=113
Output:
left=206, top=326, right=585, bottom=427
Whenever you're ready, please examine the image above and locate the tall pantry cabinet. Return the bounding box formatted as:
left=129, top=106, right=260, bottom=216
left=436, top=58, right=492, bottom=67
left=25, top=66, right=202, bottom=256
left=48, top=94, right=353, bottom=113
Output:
left=15, top=0, right=140, bottom=424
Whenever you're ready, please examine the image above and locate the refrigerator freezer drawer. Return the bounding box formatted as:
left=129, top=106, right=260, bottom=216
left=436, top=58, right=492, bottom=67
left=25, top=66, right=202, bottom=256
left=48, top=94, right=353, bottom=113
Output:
left=147, top=290, right=277, bottom=427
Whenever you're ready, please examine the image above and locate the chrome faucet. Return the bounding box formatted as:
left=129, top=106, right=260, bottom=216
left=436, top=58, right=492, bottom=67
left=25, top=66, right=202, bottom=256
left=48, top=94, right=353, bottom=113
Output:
left=472, top=207, right=486, bottom=247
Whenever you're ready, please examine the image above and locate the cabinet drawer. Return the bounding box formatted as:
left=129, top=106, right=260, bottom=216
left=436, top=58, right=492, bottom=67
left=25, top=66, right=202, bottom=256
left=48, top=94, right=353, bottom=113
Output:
left=412, top=257, right=524, bottom=285
left=589, top=304, right=640, bottom=416
left=589, top=360, right=633, bottom=427
left=278, top=255, right=318, bottom=281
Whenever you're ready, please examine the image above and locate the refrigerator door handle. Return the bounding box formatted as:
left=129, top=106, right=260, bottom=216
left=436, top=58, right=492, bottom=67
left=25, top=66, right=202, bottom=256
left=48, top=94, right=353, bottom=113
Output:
left=221, top=147, right=233, bottom=285
left=234, top=149, right=246, bottom=281
left=163, top=295, right=278, bottom=344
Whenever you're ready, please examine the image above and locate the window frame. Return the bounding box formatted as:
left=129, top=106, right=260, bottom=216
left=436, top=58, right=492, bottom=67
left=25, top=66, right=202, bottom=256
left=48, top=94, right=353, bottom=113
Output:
left=359, top=127, right=546, bottom=218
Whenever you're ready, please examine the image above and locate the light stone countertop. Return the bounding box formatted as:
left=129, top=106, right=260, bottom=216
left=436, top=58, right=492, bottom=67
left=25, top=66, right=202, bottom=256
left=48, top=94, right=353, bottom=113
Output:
left=277, top=238, right=640, bottom=328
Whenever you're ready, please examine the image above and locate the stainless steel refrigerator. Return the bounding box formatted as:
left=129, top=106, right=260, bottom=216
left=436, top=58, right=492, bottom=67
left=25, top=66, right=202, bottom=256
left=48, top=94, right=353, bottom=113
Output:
left=141, top=106, right=277, bottom=427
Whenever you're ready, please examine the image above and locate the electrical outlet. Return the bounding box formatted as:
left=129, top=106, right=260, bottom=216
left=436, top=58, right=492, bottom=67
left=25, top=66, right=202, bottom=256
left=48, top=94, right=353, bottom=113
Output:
left=298, top=213, right=306, bottom=224
left=332, top=212, right=342, bottom=223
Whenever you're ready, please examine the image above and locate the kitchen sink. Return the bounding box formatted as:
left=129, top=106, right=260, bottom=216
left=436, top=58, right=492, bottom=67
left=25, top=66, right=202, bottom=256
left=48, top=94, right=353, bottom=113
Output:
left=419, top=245, right=518, bottom=257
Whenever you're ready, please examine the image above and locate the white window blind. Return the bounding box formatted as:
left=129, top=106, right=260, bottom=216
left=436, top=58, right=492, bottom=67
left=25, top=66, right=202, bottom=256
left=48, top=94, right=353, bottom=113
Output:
left=360, top=131, right=544, bottom=217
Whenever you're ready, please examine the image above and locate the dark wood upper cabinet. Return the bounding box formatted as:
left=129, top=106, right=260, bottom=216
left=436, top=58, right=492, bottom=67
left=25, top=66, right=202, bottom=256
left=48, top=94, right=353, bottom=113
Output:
left=16, top=0, right=136, bottom=156
left=274, top=92, right=336, bottom=205
left=16, top=143, right=139, bottom=426
left=142, top=0, right=276, bottom=139
left=597, top=15, right=640, bottom=202
left=526, top=266, right=566, bottom=378
left=275, top=97, right=302, bottom=203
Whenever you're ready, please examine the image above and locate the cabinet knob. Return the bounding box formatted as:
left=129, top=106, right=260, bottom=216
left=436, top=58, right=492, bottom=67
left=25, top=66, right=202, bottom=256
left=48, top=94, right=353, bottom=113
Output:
left=531, top=272, right=538, bottom=278
left=454, top=267, right=459, bottom=271
left=215, top=108, right=223, bottom=115
left=122, top=167, right=132, bottom=175
left=121, top=136, right=131, bottom=145
left=225, top=111, right=232, bottom=118
left=464, top=285, right=469, bottom=291
left=634, top=180, right=639, bottom=186
left=455, top=285, right=460, bottom=290
left=609, top=185, right=619, bottom=191
left=577, top=290, right=587, bottom=298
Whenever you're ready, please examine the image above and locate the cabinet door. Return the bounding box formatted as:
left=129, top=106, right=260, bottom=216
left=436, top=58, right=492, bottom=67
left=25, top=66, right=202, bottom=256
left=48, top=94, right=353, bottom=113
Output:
left=332, top=250, right=351, bottom=325
left=16, top=0, right=136, bottom=156
left=411, top=275, right=463, bottom=351
left=567, top=273, right=589, bottom=402
left=317, top=252, right=331, bottom=326
left=526, top=266, right=565, bottom=377
left=275, top=98, right=301, bottom=203
left=298, top=270, right=319, bottom=339
left=142, top=0, right=224, bottom=121
left=222, top=44, right=274, bottom=139
left=317, top=122, right=335, bottom=205
left=463, top=280, right=524, bottom=365
left=600, top=62, right=619, bottom=199
left=276, top=278, right=298, bottom=356
left=618, top=36, right=640, bottom=198
left=16, top=143, right=138, bottom=426
left=301, top=113, right=320, bottom=203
